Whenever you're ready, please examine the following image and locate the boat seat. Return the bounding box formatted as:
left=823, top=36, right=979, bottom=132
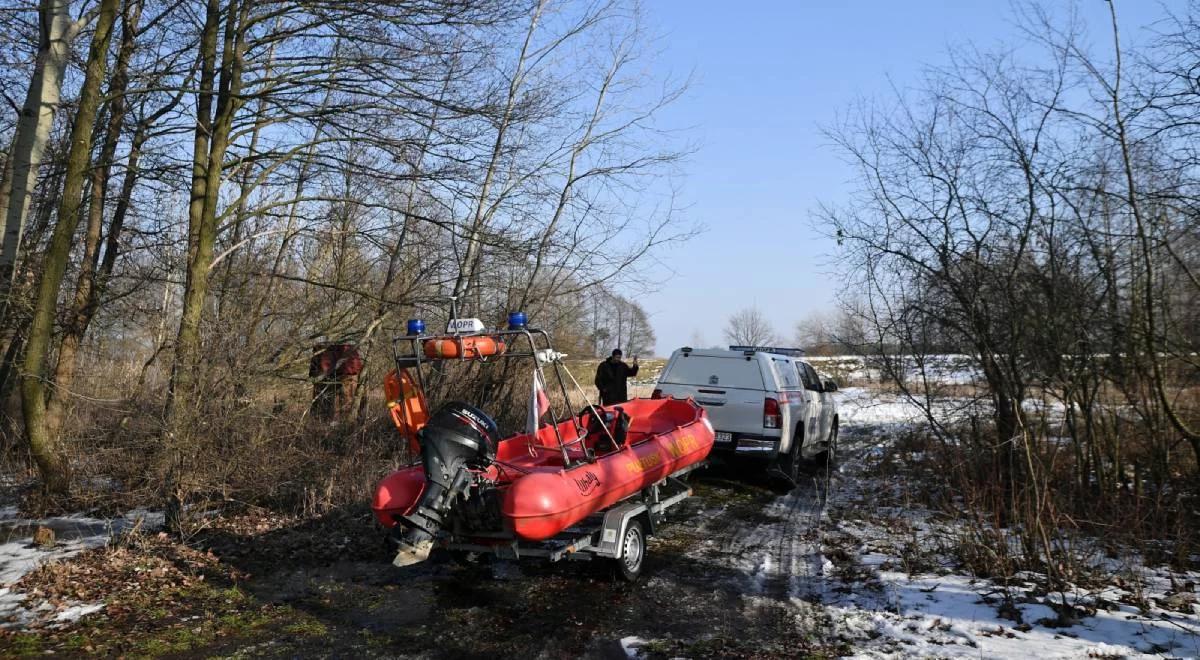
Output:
left=612, top=407, right=629, bottom=446
left=583, top=406, right=628, bottom=455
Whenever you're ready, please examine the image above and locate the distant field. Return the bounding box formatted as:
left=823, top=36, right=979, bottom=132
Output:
left=550, top=354, right=988, bottom=397
left=807, top=354, right=980, bottom=387
left=559, top=355, right=983, bottom=396
left=557, top=357, right=667, bottom=400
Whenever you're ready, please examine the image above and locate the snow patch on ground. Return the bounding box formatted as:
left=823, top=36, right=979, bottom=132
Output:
left=0, top=509, right=163, bottom=585
left=0, top=508, right=164, bottom=628
left=836, top=387, right=929, bottom=427
left=619, top=635, right=648, bottom=658
left=823, top=387, right=1200, bottom=659
left=53, top=602, right=105, bottom=623
left=0, top=587, right=36, bottom=628
left=824, top=516, right=1200, bottom=658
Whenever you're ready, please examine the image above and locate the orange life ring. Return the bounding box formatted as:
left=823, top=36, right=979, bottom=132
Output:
left=422, top=336, right=506, bottom=360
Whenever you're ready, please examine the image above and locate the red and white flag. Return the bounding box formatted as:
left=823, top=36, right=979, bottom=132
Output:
left=527, top=370, right=550, bottom=435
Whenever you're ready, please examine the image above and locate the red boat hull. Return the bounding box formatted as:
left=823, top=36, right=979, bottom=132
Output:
left=372, top=397, right=713, bottom=541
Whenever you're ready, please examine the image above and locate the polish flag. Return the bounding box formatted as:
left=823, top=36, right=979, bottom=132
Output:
left=527, top=370, right=550, bottom=434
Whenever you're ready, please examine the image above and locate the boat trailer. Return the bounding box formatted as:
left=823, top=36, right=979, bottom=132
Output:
left=432, top=463, right=699, bottom=581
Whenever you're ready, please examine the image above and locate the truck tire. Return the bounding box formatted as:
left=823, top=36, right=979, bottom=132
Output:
left=780, top=427, right=803, bottom=485
left=815, top=421, right=838, bottom=468
left=613, top=519, right=645, bottom=582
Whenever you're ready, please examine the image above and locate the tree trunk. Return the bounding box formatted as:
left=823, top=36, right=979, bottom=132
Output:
left=161, top=0, right=221, bottom=427
left=0, top=0, right=86, bottom=293
left=44, top=0, right=142, bottom=441
left=0, top=136, right=14, bottom=242
left=167, top=0, right=246, bottom=426
left=21, top=0, right=120, bottom=495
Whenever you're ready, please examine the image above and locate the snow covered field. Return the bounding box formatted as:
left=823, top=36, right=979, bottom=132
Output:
left=809, top=354, right=982, bottom=387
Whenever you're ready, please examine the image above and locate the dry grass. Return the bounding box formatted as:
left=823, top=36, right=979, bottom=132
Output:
left=6, top=355, right=639, bottom=521
left=863, top=411, right=1200, bottom=583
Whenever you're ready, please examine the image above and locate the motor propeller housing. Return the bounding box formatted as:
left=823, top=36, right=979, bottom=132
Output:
left=392, top=401, right=499, bottom=566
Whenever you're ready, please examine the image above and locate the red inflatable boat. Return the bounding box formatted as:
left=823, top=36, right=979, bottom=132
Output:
left=372, top=312, right=713, bottom=574
left=373, top=397, right=714, bottom=542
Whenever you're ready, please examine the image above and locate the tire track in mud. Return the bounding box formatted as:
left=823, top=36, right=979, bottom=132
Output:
left=755, top=475, right=830, bottom=602
left=684, top=388, right=886, bottom=606
left=685, top=471, right=832, bottom=604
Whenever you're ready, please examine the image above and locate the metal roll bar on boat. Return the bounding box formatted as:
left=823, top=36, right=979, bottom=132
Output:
left=386, top=307, right=599, bottom=469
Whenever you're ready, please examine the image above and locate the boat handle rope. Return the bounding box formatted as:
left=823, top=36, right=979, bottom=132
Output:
left=491, top=459, right=533, bottom=476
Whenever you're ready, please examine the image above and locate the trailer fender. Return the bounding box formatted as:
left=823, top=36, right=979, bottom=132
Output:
left=594, top=501, right=650, bottom=559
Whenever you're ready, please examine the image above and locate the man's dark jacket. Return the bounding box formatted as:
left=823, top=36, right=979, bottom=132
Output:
left=595, top=358, right=639, bottom=405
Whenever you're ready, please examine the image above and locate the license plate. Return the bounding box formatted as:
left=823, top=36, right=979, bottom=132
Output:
left=715, top=432, right=733, bottom=444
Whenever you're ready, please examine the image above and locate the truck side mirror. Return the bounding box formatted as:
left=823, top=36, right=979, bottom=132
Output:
left=823, top=379, right=838, bottom=392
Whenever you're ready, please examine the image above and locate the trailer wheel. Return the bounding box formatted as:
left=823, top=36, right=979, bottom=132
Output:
left=614, top=519, right=645, bottom=582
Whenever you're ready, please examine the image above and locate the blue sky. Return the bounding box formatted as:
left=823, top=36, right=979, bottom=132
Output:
left=635, top=1, right=1175, bottom=355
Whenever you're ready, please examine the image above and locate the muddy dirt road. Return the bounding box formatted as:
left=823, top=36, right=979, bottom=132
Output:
left=172, top=462, right=842, bottom=659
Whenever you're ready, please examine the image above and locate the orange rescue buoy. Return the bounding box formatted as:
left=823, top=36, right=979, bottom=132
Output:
left=384, top=368, right=428, bottom=455
left=422, top=336, right=506, bottom=360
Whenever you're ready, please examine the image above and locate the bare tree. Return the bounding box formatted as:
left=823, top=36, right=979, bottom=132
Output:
left=723, top=306, right=776, bottom=347
left=20, top=0, right=120, bottom=493
left=0, top=0, right=94, bottom=294
left=819, top=0, right=1200, bottom=583
left=793, top=312, right=832, bottom=354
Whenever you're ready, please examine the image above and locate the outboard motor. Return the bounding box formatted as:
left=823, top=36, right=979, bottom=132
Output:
left=392, top=401, right=499, bottom=567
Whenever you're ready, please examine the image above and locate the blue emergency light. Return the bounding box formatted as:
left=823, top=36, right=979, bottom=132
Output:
left=406, top=319, right=426, bottom=336
left=507, top=311, right=527, bottom=330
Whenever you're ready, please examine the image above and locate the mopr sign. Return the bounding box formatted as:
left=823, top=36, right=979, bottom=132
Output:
left=446, top=318, right=486, bottom=334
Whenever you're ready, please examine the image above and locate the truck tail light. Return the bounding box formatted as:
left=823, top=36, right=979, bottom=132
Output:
left=651, top=388, right=663, bottom=399
left=763, top=397, right=782, bottom=429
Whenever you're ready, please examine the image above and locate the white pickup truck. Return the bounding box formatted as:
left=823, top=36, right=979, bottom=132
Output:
left=652, top=346, right=838, bottom=483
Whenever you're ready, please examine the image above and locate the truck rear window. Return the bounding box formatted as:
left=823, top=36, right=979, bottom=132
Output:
left=660, top=356, right=765, bottom=390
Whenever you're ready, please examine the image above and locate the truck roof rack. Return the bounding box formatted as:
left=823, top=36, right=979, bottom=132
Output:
left=728, top=345, right=806, bottom=357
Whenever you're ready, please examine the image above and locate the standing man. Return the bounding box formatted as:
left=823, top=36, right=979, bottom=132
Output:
left=594, top=348, right=639, bottom=405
